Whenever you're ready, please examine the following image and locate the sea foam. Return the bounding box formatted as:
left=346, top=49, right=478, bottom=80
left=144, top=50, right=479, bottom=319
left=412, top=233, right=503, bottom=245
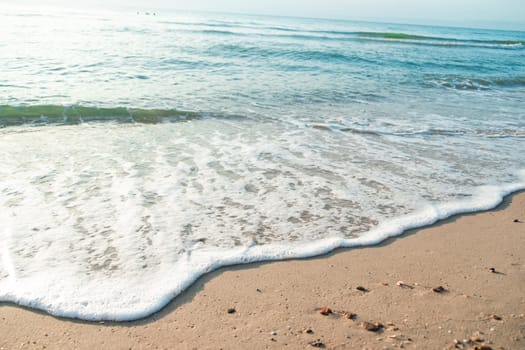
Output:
left=0, top=119, right=524, bottom=321
left=1, top=179, right=523, bottom=321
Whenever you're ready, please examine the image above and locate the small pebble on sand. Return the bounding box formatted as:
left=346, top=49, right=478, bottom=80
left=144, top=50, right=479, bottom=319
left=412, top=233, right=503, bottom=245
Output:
left=471, top=345, right=492, bottom=350
left=319, top=307, right=332, bottom=316
left=396, top=281, right=413, bottom=289
left=432, top=286, right=447, bottom=293
left=343, top=311, right=356, bottom=320
left=360, top=321, right=383, bottom=332
left=309, top=339, right=325, bottom=348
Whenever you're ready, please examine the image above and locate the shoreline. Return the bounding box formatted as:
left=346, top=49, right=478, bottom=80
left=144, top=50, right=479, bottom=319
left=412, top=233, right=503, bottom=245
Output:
left=1, top=191, right=524, bottom=349
left=3, top=184, right=524, bottom=323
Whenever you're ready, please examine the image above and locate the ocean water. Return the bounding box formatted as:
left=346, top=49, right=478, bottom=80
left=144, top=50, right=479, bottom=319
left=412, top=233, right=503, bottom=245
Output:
left=1, top=6, right=524, bottom=321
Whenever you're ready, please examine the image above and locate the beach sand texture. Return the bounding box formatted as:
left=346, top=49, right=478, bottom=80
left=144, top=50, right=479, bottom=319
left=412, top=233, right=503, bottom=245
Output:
left=1, top=192, right=524, bottom=350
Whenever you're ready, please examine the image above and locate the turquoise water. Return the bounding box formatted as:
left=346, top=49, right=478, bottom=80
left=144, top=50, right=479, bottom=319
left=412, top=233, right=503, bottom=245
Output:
left=0, top=7, right=524, bottom=320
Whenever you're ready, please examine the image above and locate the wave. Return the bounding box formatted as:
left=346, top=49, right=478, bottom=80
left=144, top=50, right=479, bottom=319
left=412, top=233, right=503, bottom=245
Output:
left=161, top=22, right=524, bottom=50
left=311, top=124, right=525, bottom=139
left=2, top=176, right=524, bottom=321
left=403, top=128, right=525, bottom=138
left=345, top=31, right=524, bottom=49
left=155, top=16, right=525, bottom=48
left=167, top=28, right=243, bottom=36
left=304, top=29, right=525, bottom=47
left=199, top=29, right=239, bottom=35
left=428, top=75, right=525, bottom=90
left=273, top=31, right=524, bottom=49
left=0, top=105, right=201, bottom=127
left=207, top=43, right=374, bottom=65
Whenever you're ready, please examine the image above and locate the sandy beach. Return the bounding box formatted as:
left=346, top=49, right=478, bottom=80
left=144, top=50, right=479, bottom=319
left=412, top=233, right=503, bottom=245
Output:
left=1, top=191, right=524, bottom=350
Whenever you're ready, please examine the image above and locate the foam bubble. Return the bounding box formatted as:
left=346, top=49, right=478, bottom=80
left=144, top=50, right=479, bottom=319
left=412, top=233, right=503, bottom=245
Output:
left=0, top=120, right=524, bottom=320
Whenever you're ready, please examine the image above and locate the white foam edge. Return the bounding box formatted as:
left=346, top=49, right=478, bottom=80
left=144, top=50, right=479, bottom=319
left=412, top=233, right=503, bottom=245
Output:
left=1, top=169, right=525, bottom=321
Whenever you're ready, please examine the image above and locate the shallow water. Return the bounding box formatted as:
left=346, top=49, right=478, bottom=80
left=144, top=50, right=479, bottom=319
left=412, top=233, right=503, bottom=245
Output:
left=0, top=7, right=524, bottom=320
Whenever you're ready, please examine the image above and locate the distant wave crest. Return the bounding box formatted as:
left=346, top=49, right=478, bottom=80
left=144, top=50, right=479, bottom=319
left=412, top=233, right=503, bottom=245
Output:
left=311, top=124, right=525, bottom=139
left=0, top=105, right=201, bottom=127
left=350, top=31, right=525, bottom=49
left=427, top=75, right=525, bottom=90
left=170, top=21, right=525, bottom=50
left=160, top=21, right=525, bottom=50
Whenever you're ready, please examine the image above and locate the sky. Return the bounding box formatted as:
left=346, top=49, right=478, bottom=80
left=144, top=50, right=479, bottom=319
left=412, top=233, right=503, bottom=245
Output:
left=4, top=0, right=525, bottom=30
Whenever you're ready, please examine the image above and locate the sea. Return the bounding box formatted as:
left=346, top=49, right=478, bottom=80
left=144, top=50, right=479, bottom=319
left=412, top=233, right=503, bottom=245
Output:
left=1, top=5, right=524, bottom=321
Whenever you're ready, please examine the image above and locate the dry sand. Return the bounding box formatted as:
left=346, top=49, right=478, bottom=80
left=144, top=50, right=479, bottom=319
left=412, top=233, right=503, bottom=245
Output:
left=1, top=192, right=524, bottom=350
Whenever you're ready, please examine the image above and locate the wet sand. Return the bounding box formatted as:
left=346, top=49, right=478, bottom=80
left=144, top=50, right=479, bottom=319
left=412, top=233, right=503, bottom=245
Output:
left=1, top=192, right=524, bottom=350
